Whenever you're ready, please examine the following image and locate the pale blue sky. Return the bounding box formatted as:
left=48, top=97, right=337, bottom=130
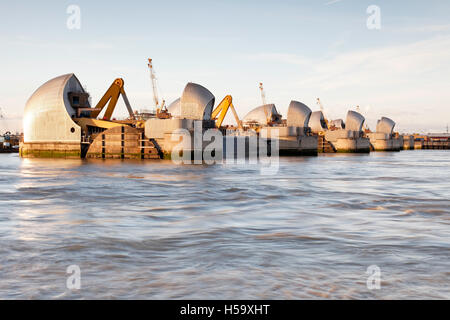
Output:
left=1, top=0, right=449, bottom=133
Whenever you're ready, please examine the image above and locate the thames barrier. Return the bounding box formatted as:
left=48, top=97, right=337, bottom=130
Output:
left=18, top=72, right=449, bottom=160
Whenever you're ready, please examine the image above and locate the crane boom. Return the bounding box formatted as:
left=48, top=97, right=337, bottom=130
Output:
left=211, top=95, right=243, bottom=130
left=259, top=82, right=267, bottom=105
left=90, top=78, right=135, bottom=120
left=148, top=58, right=160, bottom=109
left=259, top=82, right=271, bottom=124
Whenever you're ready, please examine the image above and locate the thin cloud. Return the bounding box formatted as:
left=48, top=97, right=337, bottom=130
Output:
left=246, top=53, right=310, bottom=66
left=247, top=36, right=450, bottom=132
left=397, top=24, right=450, bottom=33
left=325, top=0, right=344, bottom=5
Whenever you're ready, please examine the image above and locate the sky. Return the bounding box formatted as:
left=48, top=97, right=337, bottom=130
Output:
left=0, top=0, right=449, bottom=133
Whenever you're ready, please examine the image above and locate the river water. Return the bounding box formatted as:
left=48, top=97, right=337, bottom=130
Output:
left=0, top=150, right=449, bottom=299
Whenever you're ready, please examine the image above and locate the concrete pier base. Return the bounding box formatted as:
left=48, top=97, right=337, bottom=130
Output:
left=20, top=142, right=81, bottom=158
left=334, top=137, right=371, bottom=153
left=145, top=119, right=319, bottom=158
left=86, top=126, right=160, bottom=159
left=324, top=130, right=370, bottom=153
left=367, top=133, right=402, bottom=151
left=259, top=126, right=318, bottom=156
left=402, top=135, right=415, bottom=150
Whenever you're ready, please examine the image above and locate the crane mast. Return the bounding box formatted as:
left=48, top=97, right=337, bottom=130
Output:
left=148, top=58, right=161, bottom=110
left=89, top=78, right=135, bottom=120
left=316, top=98, right=325, bottom=114
left=259, top=82, right=267, bottom=105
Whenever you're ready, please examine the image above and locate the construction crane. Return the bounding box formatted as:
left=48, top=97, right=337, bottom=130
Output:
left=316, top=98, right=330, bottom=128
left=211, top=95, right=243, bottom=130
left=356, top=105, right=370, bottom=132
left=259, top=82, right=267, bottom=105
left=259, top=82, right=273, bottom=125
left=90, top=78, right=135, bottom=121
left=74, top=78, right=140, bottom=136
left=148, top=58, right=166, bottom=111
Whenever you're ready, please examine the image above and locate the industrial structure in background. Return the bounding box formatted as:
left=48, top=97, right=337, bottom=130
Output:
left=0, top=107, right=22, bottom=153
left=148, top=58, right=170, bottom=119
left=18, top=60, right=449, bottom=159
left=367, top=117, right=404, bottom=151
left=305, top=98, right=370, bottom=153
left=241, top=97, right=317, bottom=155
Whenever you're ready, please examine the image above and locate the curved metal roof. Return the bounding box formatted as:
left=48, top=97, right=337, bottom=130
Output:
left=167, top=98, right=181, bottom=117
left=286, top=101, right=312, bottom=127
left=330, top=119, right=345, bottom=129
left=180, top=82, right=215, bottom=120
left=345, top=110, right=365, bottom=132
left=376, top=117, right=396, bottom=134
left=309, top=111, right=328, bottom=133
left=23, top=73, right=84, bottom=143
left=242, top=104, right=281, bottom=126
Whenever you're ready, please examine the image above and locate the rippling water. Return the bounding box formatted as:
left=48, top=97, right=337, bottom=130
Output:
left=0, top=151, right=449, bottom=299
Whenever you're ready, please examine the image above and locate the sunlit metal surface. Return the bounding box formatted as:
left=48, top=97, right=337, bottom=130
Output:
left=330, top=119, right=345, bottom=129
left=180, top=82, right=215, bottom=120
left=286, top=101, right=311, bottom=127
left=242, top=104, right=281, bottom=125
left=23, top=74, right=86, bottom=143
left=309, top=111, right=328, bottom=133
left=167, top=98, right=181, bottom=117
left=376, top=117, right=396, bottom=134
left=345, top=110, right=365, bottom=132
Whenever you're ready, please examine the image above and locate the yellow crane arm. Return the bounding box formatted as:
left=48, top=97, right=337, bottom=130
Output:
left=90, top=78, right=135, bottom=120
left=75, top=118, right=123, bottom=135
left=229, top=103, right=242, bottom=130
left=211, top=95, right=243, bottom=130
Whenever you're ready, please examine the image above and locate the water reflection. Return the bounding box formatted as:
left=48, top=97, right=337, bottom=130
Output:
left=0, top=151, right=449, bottom=299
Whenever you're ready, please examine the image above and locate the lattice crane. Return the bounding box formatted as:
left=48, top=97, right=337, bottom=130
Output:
left=259, top=82, right=271, bottom=124
left=148, top=58, right=166, bottom=111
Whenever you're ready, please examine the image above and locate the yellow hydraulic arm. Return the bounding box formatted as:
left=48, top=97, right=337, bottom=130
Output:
left=211, top=95, right=243, bottom=130
left=90, top=78, right=135, bottom=120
